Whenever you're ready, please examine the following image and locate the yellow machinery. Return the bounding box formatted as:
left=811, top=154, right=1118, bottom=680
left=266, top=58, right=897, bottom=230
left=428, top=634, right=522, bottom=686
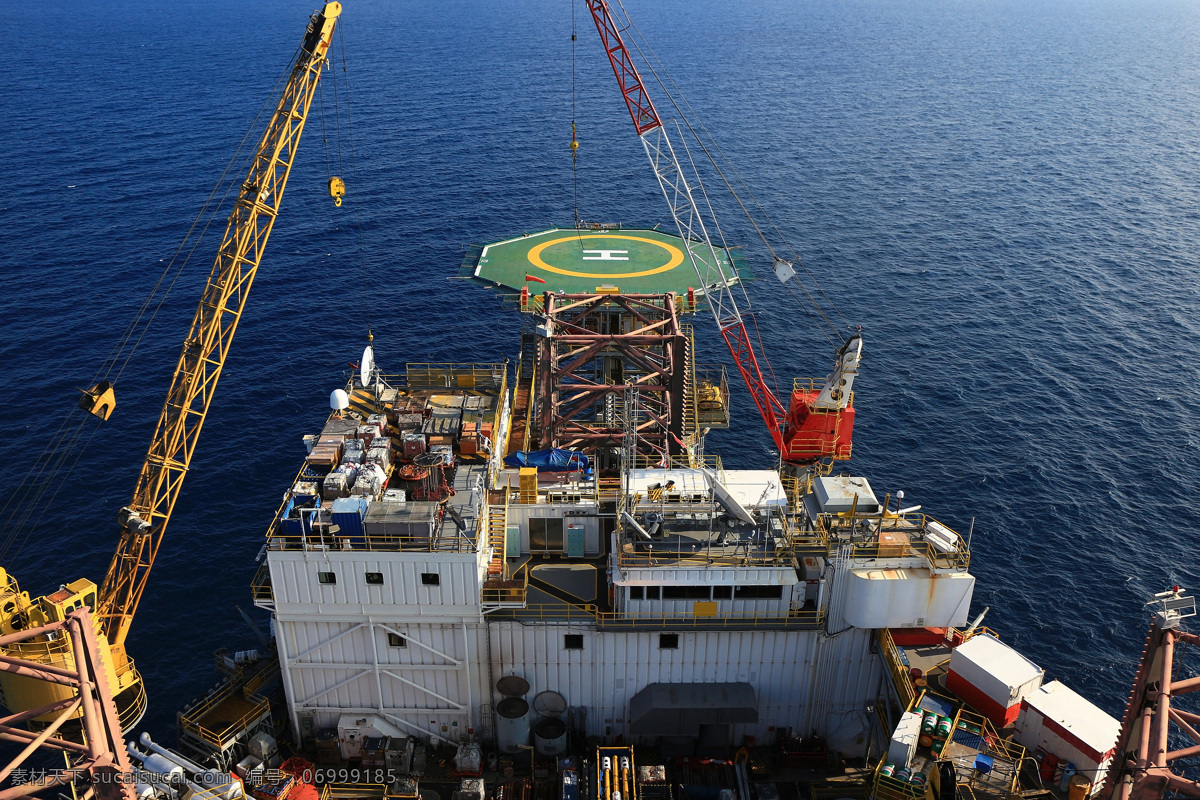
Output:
left=0, top=2, right=343, bottom=733
left=697, top=379, right=724, bottom=412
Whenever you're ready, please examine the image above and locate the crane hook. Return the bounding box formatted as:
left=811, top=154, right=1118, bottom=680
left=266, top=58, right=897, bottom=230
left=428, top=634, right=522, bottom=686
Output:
left=328, top=176, right=346, bottom=207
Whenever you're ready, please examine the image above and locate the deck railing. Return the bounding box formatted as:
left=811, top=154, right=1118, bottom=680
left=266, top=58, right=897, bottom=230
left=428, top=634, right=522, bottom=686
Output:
left=871, top=755, right=927, bottom=800
left=879, top=629, right=917, bottom=709
left=629, top=453, right=724, bottom=473
left=404, top=363, right=506, bottom=391
left=251, top=561, right=273, bottom=605
left=615, top=545, right=797, bottom=569
left=178, top=679, right=271, bottom=750
left=818, top=512, right=972, bottom=572
left=481, top=562, right=529, bottom=608
left=494, top=602, right=823, bottom=628
left=265, top=530, right=481, bottom=554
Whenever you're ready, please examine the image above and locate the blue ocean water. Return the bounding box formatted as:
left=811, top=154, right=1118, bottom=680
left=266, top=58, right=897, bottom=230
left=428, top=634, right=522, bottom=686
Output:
left=6, top=0, right=1200, bottom=743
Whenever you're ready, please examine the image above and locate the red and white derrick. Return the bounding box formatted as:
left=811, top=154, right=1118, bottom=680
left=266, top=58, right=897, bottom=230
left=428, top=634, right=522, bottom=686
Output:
left=584, top=0, right=860, bottom=465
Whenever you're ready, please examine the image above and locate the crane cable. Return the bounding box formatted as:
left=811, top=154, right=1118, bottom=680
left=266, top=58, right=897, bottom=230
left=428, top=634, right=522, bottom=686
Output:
left=340, top=24, right=374, bottom=335
left=672, top=120, right=787, bottom=397
left=0, top=47, right=304, bottom=564
left=624, top=8, right=844, bottom=341
left=630, top=17, right=848, bottom=343
left=105, top=45, right=304, bottom=389
left=321, top=23, right=372, bottom=334
left=633, top=42, right=843, bottom=350
left=318, top=60, right=334, bottom=188
left=571, top=0, right=580, bottom=229
left=615, top=1, right=850, bottom=344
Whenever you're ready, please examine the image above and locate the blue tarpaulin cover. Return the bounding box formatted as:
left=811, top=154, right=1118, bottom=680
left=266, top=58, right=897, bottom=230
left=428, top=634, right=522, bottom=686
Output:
left=504, top=448, right=590, bottom=471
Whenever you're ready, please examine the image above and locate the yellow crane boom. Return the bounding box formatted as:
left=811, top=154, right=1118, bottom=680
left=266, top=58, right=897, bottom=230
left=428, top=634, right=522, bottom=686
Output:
left=97, top=2, right=342, bottom=650
left=0, top=1, right=342, bottom=736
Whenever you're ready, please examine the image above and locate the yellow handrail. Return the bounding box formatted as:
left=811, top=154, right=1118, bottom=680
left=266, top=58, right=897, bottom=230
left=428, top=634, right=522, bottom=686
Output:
left=404, top=363, right=507, bottom=390
left=494, top=602, right=823, bottom=627
left=522, top=351, right=536, bottom=454
left=871, top=751, right=926, bottom=800
left=879, top=629, right=917, bottom=708
left=616, top=548, right=795, bottom=569
left=179, top=683, right=271, bottom=748
left=629, top=453, right=723, bottom=471
left=481, top=562, right=529, bottom=606
left=251, top=561, right=273, bottom=603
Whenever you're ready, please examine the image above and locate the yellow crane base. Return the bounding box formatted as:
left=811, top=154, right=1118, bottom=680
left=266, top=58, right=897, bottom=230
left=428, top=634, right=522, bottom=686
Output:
left=0, top=572, right=147, bottom=737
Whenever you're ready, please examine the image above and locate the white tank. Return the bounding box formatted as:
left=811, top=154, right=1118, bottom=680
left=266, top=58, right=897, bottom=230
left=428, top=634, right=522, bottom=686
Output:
left=533, top=716, right=567, bottom=756
left=495, top=697, right=530, bottom=754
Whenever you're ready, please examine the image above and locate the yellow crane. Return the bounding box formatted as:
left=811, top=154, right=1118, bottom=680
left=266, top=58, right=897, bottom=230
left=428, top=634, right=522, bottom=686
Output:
left=0, top=1, right=342, bottom=733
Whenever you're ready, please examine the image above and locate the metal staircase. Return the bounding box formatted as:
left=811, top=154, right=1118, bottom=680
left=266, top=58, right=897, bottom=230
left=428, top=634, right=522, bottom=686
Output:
left=481, top=490, right=526, bottom=610
left=506, top=332, right=537, bottom=455
left=486, top=490, right=508, bottom=580
left=681, top=323, right=698, bottom=443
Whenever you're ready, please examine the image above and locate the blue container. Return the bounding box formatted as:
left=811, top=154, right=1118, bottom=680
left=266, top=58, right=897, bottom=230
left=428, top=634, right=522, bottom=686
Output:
left=332, top=496, right=370, bottom=543
left=280, top=497, right=316, bottom=538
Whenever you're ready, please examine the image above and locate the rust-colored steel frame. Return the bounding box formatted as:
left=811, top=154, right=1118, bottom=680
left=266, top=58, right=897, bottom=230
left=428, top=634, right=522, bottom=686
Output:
left=536, top=293, right=685, bottom=456
left=0, top=608, right=133, bottom=800
left=1107, top=624, right=1200, bottom=800
left=97, top=4, right=340, bottom=650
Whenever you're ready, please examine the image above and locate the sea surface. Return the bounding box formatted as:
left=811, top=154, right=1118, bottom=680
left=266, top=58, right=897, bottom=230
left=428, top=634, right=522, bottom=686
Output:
left=6, top=0, right=1200, bottom=744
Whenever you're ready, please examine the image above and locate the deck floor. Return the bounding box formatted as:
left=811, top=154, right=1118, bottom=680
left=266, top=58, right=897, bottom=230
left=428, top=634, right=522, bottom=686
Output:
left=193, top=691, right=264, bottom=733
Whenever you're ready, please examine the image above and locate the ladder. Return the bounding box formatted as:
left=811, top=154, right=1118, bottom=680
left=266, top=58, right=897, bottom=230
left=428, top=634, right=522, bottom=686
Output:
left=680, top=323, right=698, bottom=442
left=506, top=332, right=537, bottom=455
left=485, top=489, right=509, bottom=580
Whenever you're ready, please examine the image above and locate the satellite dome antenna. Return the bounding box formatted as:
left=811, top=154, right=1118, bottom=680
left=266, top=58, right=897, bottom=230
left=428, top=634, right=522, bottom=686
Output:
left=361, top=330, right=376, bottom=389
left=330, top=388, right=350, bottom=417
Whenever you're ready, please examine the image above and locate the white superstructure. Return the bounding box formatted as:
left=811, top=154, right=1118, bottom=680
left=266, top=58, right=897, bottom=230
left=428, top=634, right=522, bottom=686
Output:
left=253, top=366, right=976, bottom=759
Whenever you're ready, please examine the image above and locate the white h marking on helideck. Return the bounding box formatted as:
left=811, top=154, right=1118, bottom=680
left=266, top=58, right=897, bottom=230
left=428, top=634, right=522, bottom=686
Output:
left=582, top=249, right=629, bottom=261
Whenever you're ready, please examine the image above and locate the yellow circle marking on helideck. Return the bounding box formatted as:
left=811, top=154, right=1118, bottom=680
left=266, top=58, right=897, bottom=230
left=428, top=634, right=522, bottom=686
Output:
left=527, top=235, right=686, bottom=279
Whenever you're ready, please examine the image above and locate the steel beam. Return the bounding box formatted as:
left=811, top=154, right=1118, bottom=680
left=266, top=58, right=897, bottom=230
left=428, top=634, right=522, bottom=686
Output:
left=0, top=609, right=133, bottom=800
left=537, top=292, right=685, bottom=456
left=1107, top=623, right=1200, bottom=800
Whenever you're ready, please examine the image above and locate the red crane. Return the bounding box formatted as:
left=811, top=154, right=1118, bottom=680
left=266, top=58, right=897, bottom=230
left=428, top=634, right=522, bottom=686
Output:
left=585, top=0, right=861, bottom=464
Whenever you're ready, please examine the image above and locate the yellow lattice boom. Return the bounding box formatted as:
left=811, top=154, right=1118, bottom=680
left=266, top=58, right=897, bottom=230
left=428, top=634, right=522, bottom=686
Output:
left=0, top=2, right=342, bottom=734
